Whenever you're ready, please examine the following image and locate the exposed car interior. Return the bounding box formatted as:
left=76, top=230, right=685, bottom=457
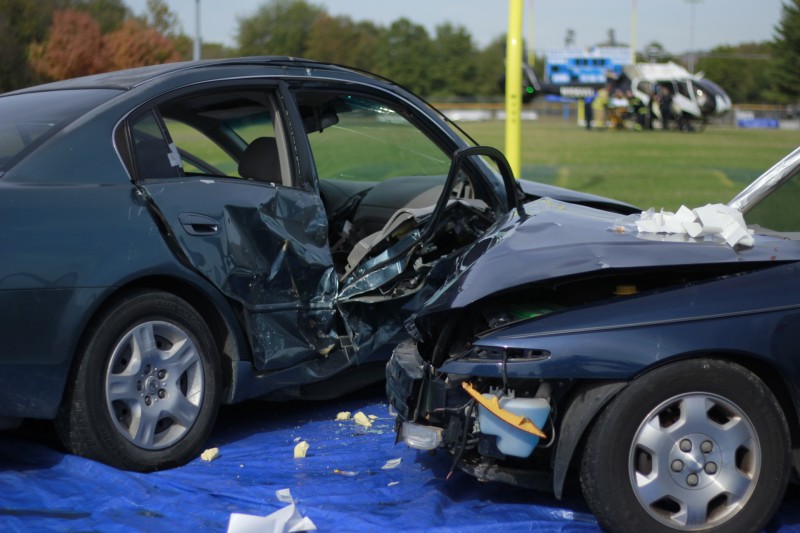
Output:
left=295, top=92, right=496, bottom=277
left=126, top=90, right=293, bottom=186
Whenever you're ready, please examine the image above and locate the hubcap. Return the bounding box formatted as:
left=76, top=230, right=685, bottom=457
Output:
left=667, top=433, right=722, bottom=490
left=629, top=393, right=759, bottom=530
left=105, top=320, right=204, bottom=450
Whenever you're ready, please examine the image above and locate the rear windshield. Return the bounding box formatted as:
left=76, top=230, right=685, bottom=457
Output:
left=0, top=89, right=121, bottom=172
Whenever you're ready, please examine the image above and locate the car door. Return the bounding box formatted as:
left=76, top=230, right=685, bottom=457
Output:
left=124, top=84, right=338, bottom=373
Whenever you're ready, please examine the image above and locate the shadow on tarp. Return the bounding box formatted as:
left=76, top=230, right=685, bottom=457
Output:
left=0, top=384, right=798, bottom=532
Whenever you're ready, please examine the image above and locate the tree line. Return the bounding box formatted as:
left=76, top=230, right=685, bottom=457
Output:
left=2, top=0, right=799, bottom=105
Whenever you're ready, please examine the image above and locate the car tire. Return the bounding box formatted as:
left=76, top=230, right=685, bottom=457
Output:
left=580, top=359, right=790, bottom=533
left=56, top=290, right=222, bottom=471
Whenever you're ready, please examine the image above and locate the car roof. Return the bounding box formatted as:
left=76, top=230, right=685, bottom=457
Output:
left=6, top=57, right=386, bottom=94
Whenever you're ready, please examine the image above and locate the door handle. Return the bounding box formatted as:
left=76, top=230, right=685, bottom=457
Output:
left=178, top=213, right=219, bottom=236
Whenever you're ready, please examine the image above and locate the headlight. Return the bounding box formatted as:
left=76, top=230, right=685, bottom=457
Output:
left=400, top=422, right=443, bottom=450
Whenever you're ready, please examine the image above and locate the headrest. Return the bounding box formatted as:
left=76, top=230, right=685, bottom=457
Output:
left=238, top=137, right=281, bottom=183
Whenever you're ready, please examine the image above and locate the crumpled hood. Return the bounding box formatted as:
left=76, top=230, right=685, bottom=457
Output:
left=417, top=198, right=800, bottom=317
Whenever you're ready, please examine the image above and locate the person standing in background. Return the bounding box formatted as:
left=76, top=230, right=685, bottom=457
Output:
left=584, top=90, right=595, bottom=130
left=591, top=83, right=610, bottom=129
left=627, top=89, right=646, bottom=131
left=659, top=85, right=673, bottom=130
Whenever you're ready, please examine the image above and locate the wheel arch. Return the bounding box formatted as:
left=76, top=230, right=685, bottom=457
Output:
left=67, top=275, right=252, bottom=407
left=552, top=350, right=800, bottom=499
left=720, top=353, right=800, bottom=471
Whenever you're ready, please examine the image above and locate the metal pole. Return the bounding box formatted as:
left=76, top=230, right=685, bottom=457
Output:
left=528, top=0, right=535, bottom=67
left=630, top=0, right=637, bottom=64
left=505, top=0, right=524, bottom=179
left=687, top=0, right=702, bottom=73
left=193, top=0, right=201, bottom=61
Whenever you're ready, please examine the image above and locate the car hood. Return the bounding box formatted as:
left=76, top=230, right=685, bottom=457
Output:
left=516, top=179, right=639, bottom=214
left=415, top=198, right=800, bottom=319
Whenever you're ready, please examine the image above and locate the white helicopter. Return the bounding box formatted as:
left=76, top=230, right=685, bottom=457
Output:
left=623, top=61, right=732, bottom=130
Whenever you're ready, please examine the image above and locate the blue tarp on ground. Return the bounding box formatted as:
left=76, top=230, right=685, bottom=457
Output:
left=1, top=387, right=799, bottom=532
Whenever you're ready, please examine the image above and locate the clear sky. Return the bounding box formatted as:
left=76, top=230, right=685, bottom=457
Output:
left=124, top=0, right=785, bottom=54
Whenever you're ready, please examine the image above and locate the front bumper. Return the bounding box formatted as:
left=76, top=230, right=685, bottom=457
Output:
left=386, top=340, right=459, bottom=439
left=387, top=339, right=551, bottom=453
left=386, top=339, right=427, bottom=422
left=386, top=340, right=474, bottom=454
left=386, top=340, right=555, bottom=491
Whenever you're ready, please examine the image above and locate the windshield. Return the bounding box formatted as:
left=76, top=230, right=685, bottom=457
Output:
left=0, top=89, right=121, bottom=172
left=300, top=94, right=451, bottom=182
left=694, top=78, right=726, bottom=98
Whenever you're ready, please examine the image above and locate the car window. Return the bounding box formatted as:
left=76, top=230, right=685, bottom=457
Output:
left=130, top=110, right=182, bottom=179
left=162, top=118, right=239, bottom=176
left=162, top=109, right=280, bottom=177
left=127, top=90, right=292, bottom=185
left=296, top=93, right=450, bottom=182
left=0, top=89, right=121, bottom=172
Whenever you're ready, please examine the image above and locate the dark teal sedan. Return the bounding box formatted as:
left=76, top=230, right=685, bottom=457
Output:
left=0, top=57, right=637, bottom=472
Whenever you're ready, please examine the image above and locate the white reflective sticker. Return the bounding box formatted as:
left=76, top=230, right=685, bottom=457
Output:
left=167, top=143, right=182, bottom=168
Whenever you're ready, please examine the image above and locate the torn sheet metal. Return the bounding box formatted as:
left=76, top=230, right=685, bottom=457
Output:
left=634, top=204, right=754, bottom=247
left=336, top=199, right=492, bottom=358
left=339, top=199, right=491, bottom=300
left=211, top=190, right=341, bottom=372
left=342, top=206, right=433, bottom=279
left=143, top=180, right=339, bottom=374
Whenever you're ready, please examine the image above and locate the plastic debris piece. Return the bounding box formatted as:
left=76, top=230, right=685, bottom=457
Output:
left=335, top=411, right=351, bottom=421
left=333, top=469, right=357, bottom=476
left=200, top=447, right=220, bottom=462
left=227, top=503, right=316, bottom=533
left=634, top=203, right=754, bottom=248
left=276, top=488, right=294, bottom=504
left=387, top=481, right=399, bottom=487
left=294, top=441, right=309, bottom=459
left=353, top=412, right=372, bottom=428
left=462, top=382, right=547, bottom=438
left=381, top=458, right=402, bottom=470
left=318, top=344, right=335, bottom=356
left=367, top=414, right=378, bottom=421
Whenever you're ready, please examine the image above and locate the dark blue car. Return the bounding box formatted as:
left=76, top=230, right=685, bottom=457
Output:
left=387, top=147, right=800, bottom=533
left=0, top=57, right=636, bottom=472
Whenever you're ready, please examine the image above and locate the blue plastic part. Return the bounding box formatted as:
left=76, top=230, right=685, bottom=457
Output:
left=477, top=395, right=550, bottom=457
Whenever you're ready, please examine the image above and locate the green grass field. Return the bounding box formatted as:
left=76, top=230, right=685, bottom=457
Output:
left=459, top=117, right=799, bottom=211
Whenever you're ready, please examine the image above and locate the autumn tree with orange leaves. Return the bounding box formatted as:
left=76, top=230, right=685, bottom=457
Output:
left=29, top=10, right=107, bottom=80
left=104, top=19, right=181, bottom=71
left=30, top=8, right=180, bottom=82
